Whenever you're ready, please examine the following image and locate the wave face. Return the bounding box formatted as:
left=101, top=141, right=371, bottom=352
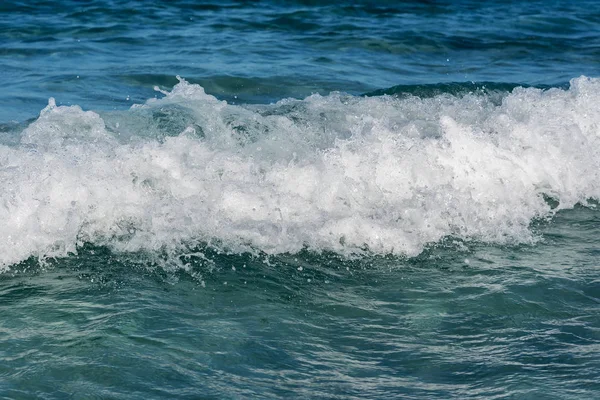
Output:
left=1, top=76, right=600, bottom=268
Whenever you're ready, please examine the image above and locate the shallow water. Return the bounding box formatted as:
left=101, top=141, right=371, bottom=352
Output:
left=2, top=209, right=600, bottom=398
left=1, top=1, right=600, bottom=399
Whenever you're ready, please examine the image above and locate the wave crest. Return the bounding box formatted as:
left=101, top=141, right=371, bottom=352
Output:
left=1, top=76, right=599, bottom=269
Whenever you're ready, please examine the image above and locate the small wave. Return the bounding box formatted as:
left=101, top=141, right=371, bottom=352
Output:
left=362, top=81, right=560, bottom=98
left=1, top=76, right=599, bottom=269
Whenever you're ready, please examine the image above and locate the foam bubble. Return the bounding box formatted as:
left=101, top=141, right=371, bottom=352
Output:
left=1, top=76, right=600, bottom=269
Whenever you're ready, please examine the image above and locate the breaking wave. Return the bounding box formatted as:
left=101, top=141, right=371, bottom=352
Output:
left=1, top=76, right=599, bottom=269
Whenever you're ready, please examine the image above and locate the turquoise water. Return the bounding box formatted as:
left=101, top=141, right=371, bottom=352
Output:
left=1, top=1, right=600, bottom=398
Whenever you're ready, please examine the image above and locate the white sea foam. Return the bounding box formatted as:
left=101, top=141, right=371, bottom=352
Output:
left=1, top=76, right=600, bottom=269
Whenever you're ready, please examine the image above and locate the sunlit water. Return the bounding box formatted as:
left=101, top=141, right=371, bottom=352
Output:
left=1, top=1, right=600, bottom=398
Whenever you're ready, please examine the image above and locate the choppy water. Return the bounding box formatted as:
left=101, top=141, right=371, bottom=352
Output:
left=1, top=1, right=600, bottom=399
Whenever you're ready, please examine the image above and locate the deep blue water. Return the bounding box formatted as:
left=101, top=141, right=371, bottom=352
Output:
left=1, top=1, right=600, bottom=399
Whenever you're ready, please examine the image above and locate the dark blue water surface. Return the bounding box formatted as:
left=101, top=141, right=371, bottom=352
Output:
left=2, top=0, right=600, bottom=122
left=1, top=1, right=600, bottom=399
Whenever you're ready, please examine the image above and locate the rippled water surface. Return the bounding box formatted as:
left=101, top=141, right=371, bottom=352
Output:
left=2, top=211, right=600, bottom=399
left=1, top=1, right=600, bottom=399
left=2, top=0, right=600, bottom=122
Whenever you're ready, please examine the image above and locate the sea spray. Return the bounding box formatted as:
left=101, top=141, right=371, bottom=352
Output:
left=1, top=76, right=600, bottom=269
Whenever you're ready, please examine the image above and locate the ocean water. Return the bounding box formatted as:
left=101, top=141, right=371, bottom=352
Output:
left=1, top=1, right=600, bottom=398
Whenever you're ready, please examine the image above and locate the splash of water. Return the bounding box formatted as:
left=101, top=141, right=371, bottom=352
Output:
left=1, top=76, right=599, bottom=269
